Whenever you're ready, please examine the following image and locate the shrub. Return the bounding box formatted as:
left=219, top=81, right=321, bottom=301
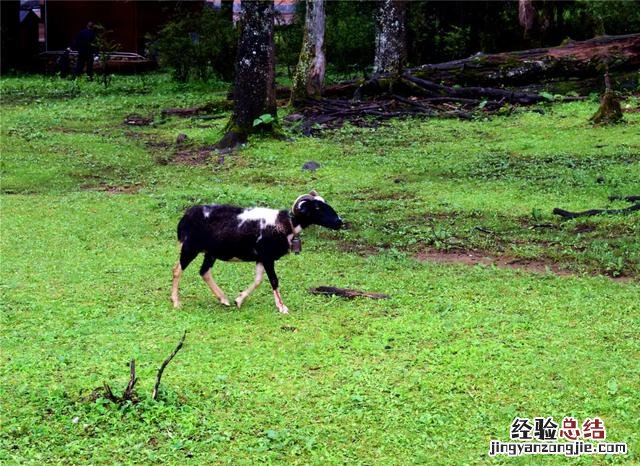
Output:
left=151, top=6, right=236, bottom=83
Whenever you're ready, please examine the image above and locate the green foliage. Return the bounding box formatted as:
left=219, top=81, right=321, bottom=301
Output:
left=274, top=5, right=304, bottom=81
left=441, top=25, right=471, bottom=60
left=253, top=113, right=276, bottom=127
left=1, top=73, right=639, bottom=463
left=564, top=0, right=640, bottom=37
left=93, top=24, right=120, bottom=88
left=325, top=1, right=376, bottom=78
left=150, top=6, right=236, bottom=83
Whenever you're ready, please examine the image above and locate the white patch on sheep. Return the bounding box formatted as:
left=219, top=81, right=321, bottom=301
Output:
left=238, top=208, right=279, bottom=227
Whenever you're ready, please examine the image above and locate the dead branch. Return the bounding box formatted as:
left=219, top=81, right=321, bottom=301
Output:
left=122, top=359, right=137, bottom=401
left=152, top=331, right=187, bottom=401
left=608, top=194, right=640, bottom=203
left=101, top=359, right=138, bottom=404
left=161, top=101, right=233, bottom=117
left=102, top=382, right=118, bottom=403
left=553, top=203, right=640, bottom=219
left=309, top=286, right=390, bottom=300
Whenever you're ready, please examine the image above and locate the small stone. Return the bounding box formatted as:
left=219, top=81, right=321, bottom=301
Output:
left=72, top=416, right=80, bottom=424
left=285, top=113, right=304, bottom=123
left=302, top=161, right=320, bottom=171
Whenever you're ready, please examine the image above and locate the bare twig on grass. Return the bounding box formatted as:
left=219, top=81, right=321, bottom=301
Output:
left=553, top=203, right=640, bottom=219
left=608, top=194, right=640, bottom=203
left=152, top=331, right=187, bottom=401
left=309, top=286, right=390, bottom=299
left=122, top=359, right=137, bottom=400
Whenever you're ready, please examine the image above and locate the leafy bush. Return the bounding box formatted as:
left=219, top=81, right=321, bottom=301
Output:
left=274, top=5, right=304, bottom=81
left=325, top=1, right=376, bottom=78
left=151, top=6, right=236, bottom=83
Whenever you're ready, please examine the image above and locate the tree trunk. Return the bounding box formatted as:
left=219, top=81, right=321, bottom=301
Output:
left=291, top=0, right=326, bottom=106
left=373, top=0, right=407, bottom=76
left=216, top=0, right=278, bottom=151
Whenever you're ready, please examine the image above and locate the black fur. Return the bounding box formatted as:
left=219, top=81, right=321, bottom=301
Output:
left=175, top=196, right=342, bottom=297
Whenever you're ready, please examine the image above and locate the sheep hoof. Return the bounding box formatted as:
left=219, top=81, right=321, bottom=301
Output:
left=234, top=297, right=243, bottom=308
left=171, top=298, right=182, bottom=309
left=220, top=298, right=231, bottom=307
left=277, top=305, right=289, bottom=314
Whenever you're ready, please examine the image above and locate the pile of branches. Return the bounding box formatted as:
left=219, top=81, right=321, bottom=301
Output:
left=288, top=74, right=579, bottom=135
left=98, top=331, right=186, bottom=405
left=288, top=33, right=638, bottom=134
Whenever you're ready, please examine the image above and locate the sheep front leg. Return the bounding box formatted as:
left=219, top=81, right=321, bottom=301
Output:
left=263, top=261, right=288, bottom=314
left=235, top=263, right=265, bottom=308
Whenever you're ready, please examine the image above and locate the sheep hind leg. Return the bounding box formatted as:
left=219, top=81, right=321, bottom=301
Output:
left=235, top=263, right=265, bottom=308
left=200, top=254, right=230, bottom=306
left=172, top=241, right=197, bottom=309
left=171, top=261, right=183, bottom=308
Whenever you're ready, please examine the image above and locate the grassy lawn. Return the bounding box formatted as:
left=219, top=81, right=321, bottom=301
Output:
left=1, top=74, right=639, bottom=464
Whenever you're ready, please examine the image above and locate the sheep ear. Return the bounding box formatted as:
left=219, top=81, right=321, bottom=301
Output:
left=309, top=190, right=318, bottom=197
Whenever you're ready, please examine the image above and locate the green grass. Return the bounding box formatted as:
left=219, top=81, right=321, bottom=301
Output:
left=1, top=74, right=639, bottom=464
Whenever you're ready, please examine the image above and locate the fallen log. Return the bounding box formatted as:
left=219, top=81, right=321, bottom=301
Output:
left=323, top=33, right=640, bottom=98
left=289, top=35, right=639, bottom=134
left=400, top=73, right=545, bottom=104
left=409, top=34, right=640, bottom=87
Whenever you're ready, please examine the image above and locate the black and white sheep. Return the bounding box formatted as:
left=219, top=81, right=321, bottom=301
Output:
left=171, top=191, right=343, bottom=313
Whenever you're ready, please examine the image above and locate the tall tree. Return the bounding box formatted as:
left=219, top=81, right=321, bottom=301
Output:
left=373, top=0, right=407, bottom=75
left=216, top=0, right=278, bottom=150
left=291, top=0, right=326, bottom=105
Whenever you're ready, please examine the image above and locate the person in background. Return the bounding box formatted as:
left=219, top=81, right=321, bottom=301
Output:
left=74, top=21, right=96, bottom=78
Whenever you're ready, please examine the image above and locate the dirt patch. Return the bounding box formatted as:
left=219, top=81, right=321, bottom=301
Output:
left=81, top=183, right=142, bottom=194
left=339, top=241, right=379, bottom=257
left=349, top=187, right=417, bottom=202
left=128, top=132, right=219, bottom=167
left=414, top=249, right=634, bottom=282
left=49, top=127, right=82, bottom=134
left=173, top=148, right=220, bottom=166
left=124, top=114, right=153, bottom=126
